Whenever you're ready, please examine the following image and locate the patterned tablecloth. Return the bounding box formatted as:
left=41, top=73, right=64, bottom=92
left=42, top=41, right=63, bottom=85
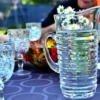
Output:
left=3, top=62, right=100, bottom=100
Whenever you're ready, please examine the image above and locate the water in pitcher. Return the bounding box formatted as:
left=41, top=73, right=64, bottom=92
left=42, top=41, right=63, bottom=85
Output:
left=56, top=30, right=98, bottom=99
left=43, top=6, right=100, bottom=99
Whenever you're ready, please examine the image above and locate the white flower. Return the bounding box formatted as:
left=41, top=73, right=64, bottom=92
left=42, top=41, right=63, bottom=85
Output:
left=57, top=5, right=64, bottom=14
left=56, top=6, right=93, bottom=30
left=67, top=14, right=74, bottom=20
left=78, top=15, right=84, bottom=23
left=83, top=17, right=89, bottom=26
left=67, top=24, right=80, bottom=30
left=61, top=18, right=70, bottom=29
left=64, top=6, right=75, bottom=14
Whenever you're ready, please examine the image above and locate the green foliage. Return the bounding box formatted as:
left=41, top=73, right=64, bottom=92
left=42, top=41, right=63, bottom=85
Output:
left=0, top=30, right=6, bottom=34
left=22, top=0, right=61, bottom=5
left=8, top=23, right=26, bottom=29
left=8, top=24, right=17, bottom=29
left=30, top=0, right=54, bottom=4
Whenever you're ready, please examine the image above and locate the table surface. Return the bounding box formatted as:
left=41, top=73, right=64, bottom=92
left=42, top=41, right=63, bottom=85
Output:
left=3, top=62, right=100, bottom=100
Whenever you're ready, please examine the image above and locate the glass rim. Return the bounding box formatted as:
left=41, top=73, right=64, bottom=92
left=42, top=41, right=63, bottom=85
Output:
left=7, top=29, right=28, bottom=31
left=7, top=29, right=29, bottom=34
left=57, top=29, right=98, bottom=33
left=54, top=6, right=100, bottom=17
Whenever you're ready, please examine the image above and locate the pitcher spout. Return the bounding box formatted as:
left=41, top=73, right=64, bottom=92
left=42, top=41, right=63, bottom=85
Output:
left=76, top=6, right=100, bottom=30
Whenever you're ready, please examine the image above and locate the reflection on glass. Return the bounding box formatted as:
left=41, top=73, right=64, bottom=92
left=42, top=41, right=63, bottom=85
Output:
left=26, top=22, right=41, bottom=41
left=0, top=41, right=15, bottom=100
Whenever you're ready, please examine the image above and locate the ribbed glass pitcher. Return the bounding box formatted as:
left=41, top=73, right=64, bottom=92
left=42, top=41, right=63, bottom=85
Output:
left=43, top=6, right=100, bottom=99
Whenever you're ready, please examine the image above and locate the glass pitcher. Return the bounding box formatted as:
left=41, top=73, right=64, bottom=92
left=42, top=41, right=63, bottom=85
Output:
left=42, top=6, right=100, bottom=99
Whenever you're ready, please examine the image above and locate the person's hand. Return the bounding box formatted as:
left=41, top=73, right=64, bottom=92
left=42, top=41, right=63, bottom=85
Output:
left=80, top=11, right=91, bottom=18
left=49, top=23, right=56, bottom=32
left=0, top=35, right=8, bottom=41
left=41, top=23, right=56, bottom=39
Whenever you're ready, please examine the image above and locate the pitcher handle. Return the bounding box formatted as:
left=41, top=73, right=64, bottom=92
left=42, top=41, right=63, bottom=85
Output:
left=42, top=32, right=59, bottom=73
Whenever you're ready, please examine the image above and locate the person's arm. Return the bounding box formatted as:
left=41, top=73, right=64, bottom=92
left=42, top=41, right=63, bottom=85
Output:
left=41, top=23, right=56, bottom=37
left=0, top=34, right=8, bottom=41
left=41, top=5, right=57, bottom=28
left=41, top=1, right=71, bottom=34
left=41, top=4, right=59, bottom=38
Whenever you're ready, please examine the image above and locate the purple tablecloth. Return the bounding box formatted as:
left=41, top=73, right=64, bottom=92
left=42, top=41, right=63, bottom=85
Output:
left=3, top=63, right=100, bottom=100
left=3, top=47, right=100, bottom=100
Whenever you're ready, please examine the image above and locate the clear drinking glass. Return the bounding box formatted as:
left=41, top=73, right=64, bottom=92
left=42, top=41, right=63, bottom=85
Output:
left=8, top=29, right=30, bottom=76
left=26, top=22, right=41, bottom=41
left=0, top=41, right=15, bottom=100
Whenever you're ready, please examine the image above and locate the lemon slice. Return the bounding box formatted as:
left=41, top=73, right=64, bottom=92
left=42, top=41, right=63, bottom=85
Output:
left=75, top=36, right=94, bottom=40
left=85, top=36, right=94, bottom=40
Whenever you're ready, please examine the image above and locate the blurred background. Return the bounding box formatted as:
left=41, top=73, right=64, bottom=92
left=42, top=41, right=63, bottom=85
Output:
left=0, top=0, right=63, bottom=34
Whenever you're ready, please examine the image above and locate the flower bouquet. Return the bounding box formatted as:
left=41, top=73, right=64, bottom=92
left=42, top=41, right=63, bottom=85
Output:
left=57, top=5, right=93, bottom=30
